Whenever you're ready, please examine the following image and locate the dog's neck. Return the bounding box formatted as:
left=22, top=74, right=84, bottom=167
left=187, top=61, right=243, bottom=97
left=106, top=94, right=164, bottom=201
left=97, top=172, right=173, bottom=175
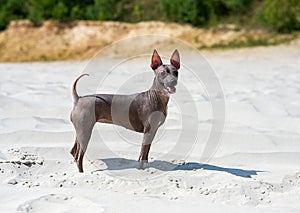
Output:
left=148, top=77, right=170, bottom=111
left=150, top=77, right=168, bottom=96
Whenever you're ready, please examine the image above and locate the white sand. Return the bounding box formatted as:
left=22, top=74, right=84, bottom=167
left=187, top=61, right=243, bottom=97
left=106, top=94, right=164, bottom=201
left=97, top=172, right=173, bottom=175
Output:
left=0, top=44, right=300, bottom=212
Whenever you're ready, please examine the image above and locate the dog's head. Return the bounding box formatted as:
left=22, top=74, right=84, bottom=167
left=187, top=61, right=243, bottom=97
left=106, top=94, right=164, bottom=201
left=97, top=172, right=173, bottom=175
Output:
left=150, top=49, right=180, bottom=94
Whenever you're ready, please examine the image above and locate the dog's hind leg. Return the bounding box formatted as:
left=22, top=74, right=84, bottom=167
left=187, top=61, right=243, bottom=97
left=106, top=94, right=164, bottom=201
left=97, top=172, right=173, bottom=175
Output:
left=73, top=131, right=93, bottom=172
left=70, top=138, right=78, bottom=160
left=71, top=103, right=96, bottom=172
left=76, top=147, right=85, bottom=173
left=74, top=120, right=94, bottom=173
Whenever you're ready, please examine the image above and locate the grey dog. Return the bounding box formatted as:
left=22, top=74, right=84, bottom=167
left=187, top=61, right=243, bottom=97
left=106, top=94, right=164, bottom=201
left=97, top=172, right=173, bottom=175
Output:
left=70, top=49, right=180, bottom=172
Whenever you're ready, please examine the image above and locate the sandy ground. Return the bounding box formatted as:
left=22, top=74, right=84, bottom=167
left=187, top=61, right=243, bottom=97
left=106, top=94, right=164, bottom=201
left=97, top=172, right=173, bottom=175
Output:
left=0, top=43, right=300, bottom=212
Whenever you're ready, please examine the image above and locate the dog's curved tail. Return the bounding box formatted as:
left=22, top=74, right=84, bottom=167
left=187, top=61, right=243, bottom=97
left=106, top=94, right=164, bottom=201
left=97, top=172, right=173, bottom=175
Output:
left=72, top=74, right=89, bottom=104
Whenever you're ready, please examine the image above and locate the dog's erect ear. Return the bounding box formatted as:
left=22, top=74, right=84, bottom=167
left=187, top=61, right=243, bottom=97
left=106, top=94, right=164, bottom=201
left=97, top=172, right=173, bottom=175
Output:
left=170, top=49, right=180, bottom=70
left=151, top=49, right=163, bottom=70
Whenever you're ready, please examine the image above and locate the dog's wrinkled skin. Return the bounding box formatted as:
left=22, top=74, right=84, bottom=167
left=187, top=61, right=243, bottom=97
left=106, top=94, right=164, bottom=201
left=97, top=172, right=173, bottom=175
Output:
left=70, top=50, right=180, bottom=172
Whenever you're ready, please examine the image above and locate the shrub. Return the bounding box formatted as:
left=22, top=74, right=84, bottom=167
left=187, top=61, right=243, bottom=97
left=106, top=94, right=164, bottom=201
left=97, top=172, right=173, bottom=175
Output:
left=0, top=0, right=28, bottom=30
left=160, top=0, right=253, bottom=26
left=52, top=2, right=68, bottom=20
left=0, top=0, right=299, bottom=33
left=94, top=0, right=121, bottom=21
left=218, top=0, right=252, bottom=14
left=263, top=0, right=300, bottom=32
left=160, top=0, right=217, bottom=26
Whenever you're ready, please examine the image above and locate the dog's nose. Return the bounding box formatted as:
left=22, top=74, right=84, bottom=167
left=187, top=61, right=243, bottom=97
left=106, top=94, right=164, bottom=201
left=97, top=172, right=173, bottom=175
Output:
left=170, top=78, right=177, bottom=86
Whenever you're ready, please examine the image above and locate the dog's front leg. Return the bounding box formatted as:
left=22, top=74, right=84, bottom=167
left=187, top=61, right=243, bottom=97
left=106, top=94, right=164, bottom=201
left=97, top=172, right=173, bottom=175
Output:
left=138, top=130, right=157, bottom=169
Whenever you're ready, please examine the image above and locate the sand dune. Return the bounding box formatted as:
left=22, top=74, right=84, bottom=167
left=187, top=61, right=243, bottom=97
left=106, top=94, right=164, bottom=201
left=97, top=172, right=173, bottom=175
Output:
left=0, top=43, right=300, bottom=212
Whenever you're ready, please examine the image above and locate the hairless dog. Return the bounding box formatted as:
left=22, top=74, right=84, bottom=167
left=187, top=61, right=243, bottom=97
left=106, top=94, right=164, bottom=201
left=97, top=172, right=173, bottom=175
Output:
left=70, top=49, right=180, bottom=172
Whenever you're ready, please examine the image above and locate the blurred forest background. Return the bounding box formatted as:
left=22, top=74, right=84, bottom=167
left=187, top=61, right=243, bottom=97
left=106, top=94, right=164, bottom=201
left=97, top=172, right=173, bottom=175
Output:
left=0, top=0, right=299, bottom=32
left=0, top=0, right=299, bottom=61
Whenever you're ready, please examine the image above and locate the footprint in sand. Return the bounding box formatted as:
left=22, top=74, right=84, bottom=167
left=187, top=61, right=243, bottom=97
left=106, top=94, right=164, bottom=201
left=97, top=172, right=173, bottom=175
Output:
left=17, top=194, right=104, bottom=213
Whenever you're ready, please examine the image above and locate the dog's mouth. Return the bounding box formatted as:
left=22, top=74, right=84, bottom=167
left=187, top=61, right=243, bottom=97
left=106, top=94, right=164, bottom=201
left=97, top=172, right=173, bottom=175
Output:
left=166, top=86, right=176, bottom=94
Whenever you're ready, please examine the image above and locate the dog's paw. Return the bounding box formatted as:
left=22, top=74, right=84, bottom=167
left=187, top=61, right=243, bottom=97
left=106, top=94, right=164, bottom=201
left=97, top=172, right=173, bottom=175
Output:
left=137, top=160, right=148, bottom=170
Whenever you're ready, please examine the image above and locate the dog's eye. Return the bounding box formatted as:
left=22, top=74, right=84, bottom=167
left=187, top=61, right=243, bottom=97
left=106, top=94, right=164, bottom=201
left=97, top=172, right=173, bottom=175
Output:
left=166, top=69, right=170, bottom=74
left=173, top=71, right=178, bottom=77
left=161, top=70, right=167, bottom=77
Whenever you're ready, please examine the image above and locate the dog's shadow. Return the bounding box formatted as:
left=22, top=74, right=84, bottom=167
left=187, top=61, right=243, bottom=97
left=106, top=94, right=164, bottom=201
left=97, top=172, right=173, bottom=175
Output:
left=97, top=158, right=262, bottom=178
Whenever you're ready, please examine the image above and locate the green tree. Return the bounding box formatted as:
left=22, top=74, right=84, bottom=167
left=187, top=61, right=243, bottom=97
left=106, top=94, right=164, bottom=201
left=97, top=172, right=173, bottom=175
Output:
left=160, top=0, right=216, bottom=26
left=94, top=0, right=122, bottom=20
left=70, top=6, right=84, bottom=20
left=52, top=1, right=68, bottom=20
left=218, top=0, right=251, bottom=14
left=27, top=0, right=42, bottom=24
left=263, top=0, right=300, bottom=32
left=0, top=0, right=28, bottom=29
